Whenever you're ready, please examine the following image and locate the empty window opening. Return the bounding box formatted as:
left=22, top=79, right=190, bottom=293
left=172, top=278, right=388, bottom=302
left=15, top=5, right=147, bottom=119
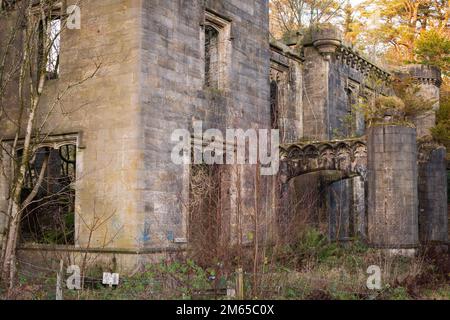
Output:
left=20, top=144, right=76, bottom=245
left=203, top=10, right=231, bottom=90
left=345, top=80, right=365, bottom=137
left=205, top=25, right=220, bottom=88
left=188, top=164, right=222, bottom=266
left=47, top=17, right=61, bottom=78
left=270, top=80, right=279, bottom=129
left=38, top=14, right=61, bottom=80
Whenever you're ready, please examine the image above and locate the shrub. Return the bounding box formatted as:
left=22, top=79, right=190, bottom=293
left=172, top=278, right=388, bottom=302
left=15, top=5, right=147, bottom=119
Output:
left=431, top=94, right=450, bottom=156
left=367, top=78, right=436, bottom=127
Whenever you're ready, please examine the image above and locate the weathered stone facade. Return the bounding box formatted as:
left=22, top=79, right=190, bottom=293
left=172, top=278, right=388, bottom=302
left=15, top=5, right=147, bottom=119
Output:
left=302, top=25, right=391, bottom=140
left=418, top=144, right=448, bottom=243
left=0, top=0, right=275, bottom=270
left=367, top=126, right=419, bottom=248
left=1, top=0, right=143, bottom=256
left=0, top=0, right=447, bottom=271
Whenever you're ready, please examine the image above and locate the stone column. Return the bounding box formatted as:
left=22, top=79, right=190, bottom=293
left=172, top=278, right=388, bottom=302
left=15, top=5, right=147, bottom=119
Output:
left=403, top=65, right=448, bottom=244
left=367, top=125, right=419, bottom=250
left=302, top=25, right=342, bottom=140
left=404, top=65, right=442, bottom=138
left=418, top=146, right=448, bottom=244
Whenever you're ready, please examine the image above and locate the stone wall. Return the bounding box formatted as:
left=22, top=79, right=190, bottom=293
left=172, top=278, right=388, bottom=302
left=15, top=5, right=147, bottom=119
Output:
left=328, top=178, right=352, bottom=242
left=367, top=125, right=419, bottom=248
left=139, top=0, right=272, bottom=250
left=327, top=176, right=367, bottom=242
left=352, top=176, right=367, bottom=239
left=0, top=4, right=446, bottom=272
left=418, top=146, right=448, bottom=244
left=0, top=0, right=274, bottom=264
left=0, top=0, right=143, bottom=250
left=302, top=26, right=390, bottom=141
left=302, top=45, right=330, bottom=140
left=327, top=49, right=390, bottom=139
left=270, top=42, right=303, bottom=143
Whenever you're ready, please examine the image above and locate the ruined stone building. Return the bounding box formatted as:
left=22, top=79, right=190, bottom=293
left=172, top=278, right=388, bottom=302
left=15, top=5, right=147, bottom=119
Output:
left=0, top=0, right=447, bottom=270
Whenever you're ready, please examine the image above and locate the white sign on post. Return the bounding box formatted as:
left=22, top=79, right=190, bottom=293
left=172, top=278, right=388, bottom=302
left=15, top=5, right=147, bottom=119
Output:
left=102, top=272, right=120, bottom=287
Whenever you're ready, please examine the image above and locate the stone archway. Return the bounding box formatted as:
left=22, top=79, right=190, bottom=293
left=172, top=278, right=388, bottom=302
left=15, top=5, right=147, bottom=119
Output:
left=280, top=139, right=368, bottom=182
left=278, top=139, right=368, bottom=242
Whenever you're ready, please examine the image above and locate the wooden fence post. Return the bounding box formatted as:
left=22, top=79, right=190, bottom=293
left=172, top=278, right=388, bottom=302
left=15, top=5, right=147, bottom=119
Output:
left=56, top=259, right=64, bottom=300
left=236, top=268, right=244, bottom=300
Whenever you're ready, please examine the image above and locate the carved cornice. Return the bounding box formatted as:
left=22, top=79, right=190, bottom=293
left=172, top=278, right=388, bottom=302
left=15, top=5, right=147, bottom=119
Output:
left=280, top=138, right=442, bottom=180
left=402, top=64, right=442, bottom=88
left=280, top=139, right=368, bottom=180
left=335, top=46, right=391, bottom=81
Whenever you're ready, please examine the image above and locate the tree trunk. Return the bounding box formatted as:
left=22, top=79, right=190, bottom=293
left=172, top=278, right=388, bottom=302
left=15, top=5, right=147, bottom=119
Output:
left=1, top=202, right=20, bottom=288
left=1, top=151, right=49, bottom=288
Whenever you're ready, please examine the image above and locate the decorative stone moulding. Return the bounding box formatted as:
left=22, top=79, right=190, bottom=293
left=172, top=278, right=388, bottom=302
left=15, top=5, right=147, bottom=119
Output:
left=311, top=25, right=342, bottom=59
left=279, top=138, right=368, bottom=181
left=403, top=64, right=442, bottom=87
left=336, top=46, right=391, bottom=81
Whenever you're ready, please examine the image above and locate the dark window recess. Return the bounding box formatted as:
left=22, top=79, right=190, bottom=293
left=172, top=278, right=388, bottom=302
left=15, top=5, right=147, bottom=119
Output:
left=204, top=25, right=219, bottom=88
left=270, top=80, right=279, bottom=129
left=1, top=0, right=17, bottom=10
left=20, top=144, right=76, bottom=245
left=345, top=84, right=365, bottom=137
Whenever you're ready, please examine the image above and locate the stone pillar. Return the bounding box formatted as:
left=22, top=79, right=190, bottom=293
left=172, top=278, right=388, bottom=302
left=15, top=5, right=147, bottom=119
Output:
left=418, top=146, right=448, bottom=244
left=367, top=125, right=419, bottom=249
left=311, top=25, right=342, bottom=61
left=404, top=65, right=442, bottom=138
left=302, top=24, right=342, bottom=140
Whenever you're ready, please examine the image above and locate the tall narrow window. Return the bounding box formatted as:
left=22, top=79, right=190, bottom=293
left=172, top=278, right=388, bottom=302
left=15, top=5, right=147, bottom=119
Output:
left=346, top=80, right=365, bottom=137
left=204, top=25, right=219, bottom=88
left=203, top=10, right=231, bottom=90
left=47, top=17, right=61, bottom=79
left=38, top=15, right=61, bottom=80
left=270, top=80, right=279, bottom=129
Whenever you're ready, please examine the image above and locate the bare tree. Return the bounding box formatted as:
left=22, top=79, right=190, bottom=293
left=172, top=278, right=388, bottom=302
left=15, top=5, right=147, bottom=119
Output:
left=270, top=0, right=348, bottom=39
left=0, top=0, right=99, bottom=289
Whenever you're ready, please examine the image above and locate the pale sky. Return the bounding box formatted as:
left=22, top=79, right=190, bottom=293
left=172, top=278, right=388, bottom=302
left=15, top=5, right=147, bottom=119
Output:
left=350, top=0, right=365, bottom=6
